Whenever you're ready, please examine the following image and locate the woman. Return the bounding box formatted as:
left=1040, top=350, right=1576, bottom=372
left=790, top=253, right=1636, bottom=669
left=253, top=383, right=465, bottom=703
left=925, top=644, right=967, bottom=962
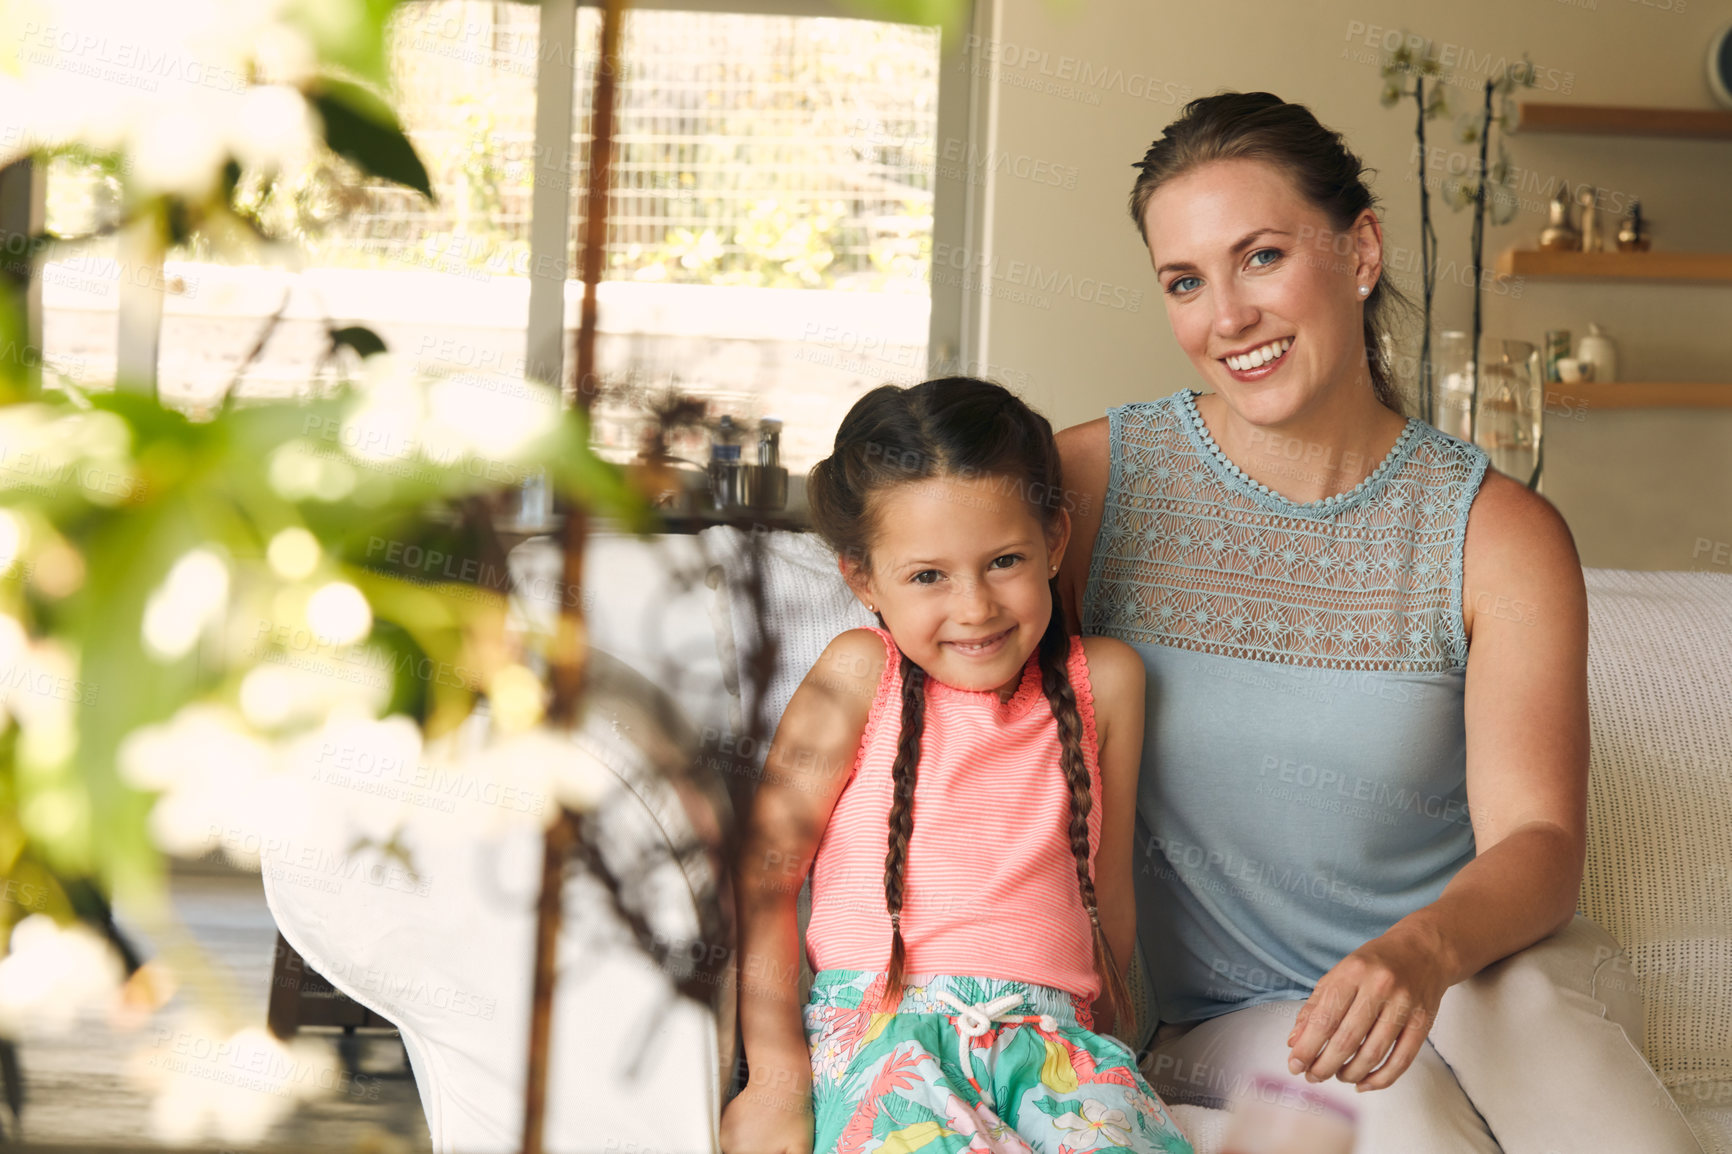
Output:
left=1054, top=92, right=1703, bottom=1151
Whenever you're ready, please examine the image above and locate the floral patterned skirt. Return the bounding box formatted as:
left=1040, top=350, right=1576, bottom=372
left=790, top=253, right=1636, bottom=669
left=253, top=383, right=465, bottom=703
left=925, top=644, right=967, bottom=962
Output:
left=804, top=970, right=1194, bottom=1154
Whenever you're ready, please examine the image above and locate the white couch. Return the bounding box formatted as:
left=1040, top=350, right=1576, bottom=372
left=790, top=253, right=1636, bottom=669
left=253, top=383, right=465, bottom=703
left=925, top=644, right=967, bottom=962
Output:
left=262, top=529, right=1732, bottom=1153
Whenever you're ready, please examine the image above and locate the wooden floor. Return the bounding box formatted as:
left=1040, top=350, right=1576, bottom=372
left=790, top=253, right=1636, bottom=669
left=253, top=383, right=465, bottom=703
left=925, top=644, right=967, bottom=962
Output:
left=13, top=868, right=433, bottom=1152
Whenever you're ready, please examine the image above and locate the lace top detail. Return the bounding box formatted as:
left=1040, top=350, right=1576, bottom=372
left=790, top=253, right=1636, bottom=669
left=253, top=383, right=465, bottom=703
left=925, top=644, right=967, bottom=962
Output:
left=1084, top=390, right=1488, bottom=673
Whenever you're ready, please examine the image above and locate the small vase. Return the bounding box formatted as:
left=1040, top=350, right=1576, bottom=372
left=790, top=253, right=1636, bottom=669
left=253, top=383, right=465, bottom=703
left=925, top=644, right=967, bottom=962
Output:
left=1577, top=323, right=1619, bottom=383
left=1475, top=338, right=1544, bottom=486
left=1429, top=330, right=1475, bottom=442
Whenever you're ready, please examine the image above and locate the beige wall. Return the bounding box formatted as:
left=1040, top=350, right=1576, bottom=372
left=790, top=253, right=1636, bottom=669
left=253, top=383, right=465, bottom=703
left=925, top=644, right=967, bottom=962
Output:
left=963, top=0, right=1732, bottom=570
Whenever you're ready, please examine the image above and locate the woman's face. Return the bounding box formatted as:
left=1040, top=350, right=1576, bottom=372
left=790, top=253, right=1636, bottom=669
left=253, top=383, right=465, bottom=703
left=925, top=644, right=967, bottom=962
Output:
left=1141, top=157, right=1382, bottom=427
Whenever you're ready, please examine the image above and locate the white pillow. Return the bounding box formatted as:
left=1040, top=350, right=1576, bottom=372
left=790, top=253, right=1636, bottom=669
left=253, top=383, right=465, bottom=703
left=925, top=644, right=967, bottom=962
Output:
left=262, top=653, right=729, bottom=1154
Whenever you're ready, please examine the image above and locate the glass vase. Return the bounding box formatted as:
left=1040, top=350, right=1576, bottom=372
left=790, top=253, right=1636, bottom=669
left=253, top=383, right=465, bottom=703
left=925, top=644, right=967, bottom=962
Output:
left=1429, top=330, right=1474, bottom=442
left=1474, top=337, right=1544, bottom=485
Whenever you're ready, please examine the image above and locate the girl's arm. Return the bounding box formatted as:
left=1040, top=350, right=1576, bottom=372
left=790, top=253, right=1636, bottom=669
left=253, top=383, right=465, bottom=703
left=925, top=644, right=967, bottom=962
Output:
left=721, top=628, right=886, bottom=1154
left=1081, top=635, right=1146, bottom=1040
left=1286, top=472, right=1589, bottom=1091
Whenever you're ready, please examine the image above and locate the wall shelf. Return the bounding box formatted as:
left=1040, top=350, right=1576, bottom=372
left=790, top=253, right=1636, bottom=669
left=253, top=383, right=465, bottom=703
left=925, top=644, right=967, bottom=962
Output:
left=1557, top=382, right=1732, bottom=410
left=1496, top=249, right=1732, bottom=282
left=1515, top=102, right=1732, bottom=141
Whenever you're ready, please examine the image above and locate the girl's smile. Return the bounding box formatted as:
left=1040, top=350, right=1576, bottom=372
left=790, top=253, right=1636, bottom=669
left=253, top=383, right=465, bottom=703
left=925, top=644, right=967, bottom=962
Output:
left=942, top=626, right=1014, bottom=659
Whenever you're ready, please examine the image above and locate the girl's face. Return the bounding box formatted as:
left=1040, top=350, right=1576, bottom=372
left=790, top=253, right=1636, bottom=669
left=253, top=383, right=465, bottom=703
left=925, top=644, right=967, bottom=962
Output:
left=845, top=474, right=1069, bottom=699
left=1141, top=157, right=1383, bottom=428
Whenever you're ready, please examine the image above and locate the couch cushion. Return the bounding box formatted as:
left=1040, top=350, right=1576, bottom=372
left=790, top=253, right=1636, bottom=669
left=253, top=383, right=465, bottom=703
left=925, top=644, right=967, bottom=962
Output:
left=1580, top=569, right=1732, bottom=1107
left=698, top=526, right=876, bottom=762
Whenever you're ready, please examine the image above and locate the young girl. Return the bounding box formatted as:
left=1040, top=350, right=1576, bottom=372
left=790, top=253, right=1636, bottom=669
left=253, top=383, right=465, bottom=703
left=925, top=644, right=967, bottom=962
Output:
left=720, top=379, right=1193, bottom=1154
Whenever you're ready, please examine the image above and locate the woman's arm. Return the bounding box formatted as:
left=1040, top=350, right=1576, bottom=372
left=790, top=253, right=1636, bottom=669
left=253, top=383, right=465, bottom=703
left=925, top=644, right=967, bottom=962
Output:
left=1055, top=418, right=1112, bottom=636
left=1081, top=635, right=1146, bottom=1039
left=1286, top=471, right=1589, bottom=1091
left=720, top=629, right=886, bottom=1154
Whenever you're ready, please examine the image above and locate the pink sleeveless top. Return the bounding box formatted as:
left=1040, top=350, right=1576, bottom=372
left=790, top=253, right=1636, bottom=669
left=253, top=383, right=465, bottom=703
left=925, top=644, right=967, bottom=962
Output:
left=806, top=627, right=1105, bottom=1001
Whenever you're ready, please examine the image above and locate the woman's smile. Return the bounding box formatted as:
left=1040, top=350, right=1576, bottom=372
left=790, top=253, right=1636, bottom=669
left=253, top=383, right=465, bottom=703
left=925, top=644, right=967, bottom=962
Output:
left=1220, top=336, right=1295, bottom=381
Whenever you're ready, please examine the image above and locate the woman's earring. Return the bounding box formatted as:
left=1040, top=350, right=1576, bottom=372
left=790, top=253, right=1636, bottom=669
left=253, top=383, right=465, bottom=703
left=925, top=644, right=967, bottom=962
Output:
left=1357, top=283, right=1370, bottom=297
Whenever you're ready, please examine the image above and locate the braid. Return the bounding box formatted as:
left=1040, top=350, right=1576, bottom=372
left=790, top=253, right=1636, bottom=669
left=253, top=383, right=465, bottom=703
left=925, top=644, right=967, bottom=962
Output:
left=880, top=651, right=925, bottom=1012
left=1037, top=600, right=1133, bottom=1036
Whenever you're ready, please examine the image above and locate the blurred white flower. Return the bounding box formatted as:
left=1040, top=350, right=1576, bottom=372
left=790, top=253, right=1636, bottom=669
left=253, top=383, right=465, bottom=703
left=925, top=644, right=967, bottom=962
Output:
left=0, top=915, right=125, bottom=1036
left=265, top=526, right=320, bottom=580
left=267, top=439, right=357, bottom=502
left=237, top=656, right=388, bottom=730
left=117, top=703, right=291, bottom=864
left=143, top=548, right=231, bottom=660
left=0, top=510, right=23, bottom=574
left=487, top=662, right=545, bottom=734
left=342, top=355, right=423, bottom=466
left=419, top=373, right=562, bottom=464
left=252, top=21, right=317, bottom=86
left=0, top=612, right=27, bottom=673
left=129, top=93, right=235, bottom=199
left=2, top=637, right=83, bottom=761
left=130, top=1019, right=336, bottom=1147
left=0, top=0, right=309, bottom=194
left=305, top=581, right=370, bottom=645
left=227, top=84, right=319, bottom=172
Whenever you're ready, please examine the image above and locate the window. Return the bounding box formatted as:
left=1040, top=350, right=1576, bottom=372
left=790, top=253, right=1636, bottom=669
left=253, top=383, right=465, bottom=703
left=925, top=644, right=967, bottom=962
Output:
left=37, top=0, right=950, bottom=474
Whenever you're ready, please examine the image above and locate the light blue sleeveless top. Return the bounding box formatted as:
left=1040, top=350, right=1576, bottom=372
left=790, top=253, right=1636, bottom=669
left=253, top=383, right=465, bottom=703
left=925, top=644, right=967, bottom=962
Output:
left=1082, top=390, right=1490, bottom=1027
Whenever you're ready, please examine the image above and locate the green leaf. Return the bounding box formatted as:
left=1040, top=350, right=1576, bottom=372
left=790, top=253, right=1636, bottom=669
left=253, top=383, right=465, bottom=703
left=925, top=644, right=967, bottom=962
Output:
left=308, top=79, right=434, bottom=201
left=835, top=0, right=967, bottom=42
left=330, top=325, right=389, bottom=359
left=283, top=0, right=404, bottom=92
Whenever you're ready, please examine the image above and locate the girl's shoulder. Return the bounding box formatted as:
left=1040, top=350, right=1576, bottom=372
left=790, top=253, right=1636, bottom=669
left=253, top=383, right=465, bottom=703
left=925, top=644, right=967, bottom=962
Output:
left=809, top=626, right=895, bottom=695
left=1077, top=635, right=1144, bottom=746
left=1078, top=634, right=1142, bottom=680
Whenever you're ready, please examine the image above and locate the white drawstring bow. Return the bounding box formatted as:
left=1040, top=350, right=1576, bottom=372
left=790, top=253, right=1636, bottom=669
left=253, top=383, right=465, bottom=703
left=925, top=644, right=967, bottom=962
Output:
left=932, top=990, right=1059, bottom=1108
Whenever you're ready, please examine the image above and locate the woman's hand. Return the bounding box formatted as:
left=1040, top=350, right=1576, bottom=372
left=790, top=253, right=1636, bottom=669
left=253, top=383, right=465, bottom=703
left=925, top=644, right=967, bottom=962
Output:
left=1285, top=922, right=1456, bottom=1092
left=719, top=1076, right=815, bottom=1154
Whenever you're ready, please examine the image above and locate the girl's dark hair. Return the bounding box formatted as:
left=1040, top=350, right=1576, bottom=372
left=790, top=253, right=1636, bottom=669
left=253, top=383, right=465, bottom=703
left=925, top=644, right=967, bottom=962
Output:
left=807, top=377, right=1132, bottom=1034
left=1128, top=91, right=1410, bottom=414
